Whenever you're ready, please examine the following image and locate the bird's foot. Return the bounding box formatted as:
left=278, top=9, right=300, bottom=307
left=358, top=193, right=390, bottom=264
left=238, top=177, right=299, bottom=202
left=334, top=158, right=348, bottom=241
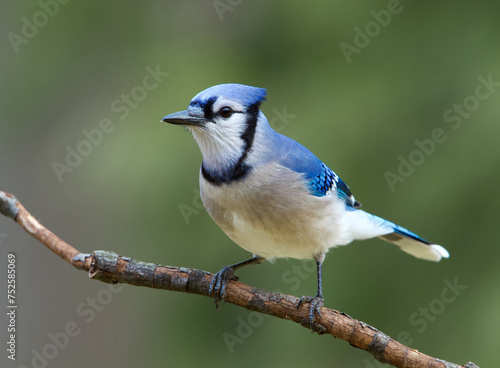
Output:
left=297, top=295, right=325, bottom=332
left=209, top=266, right=239, bottom=309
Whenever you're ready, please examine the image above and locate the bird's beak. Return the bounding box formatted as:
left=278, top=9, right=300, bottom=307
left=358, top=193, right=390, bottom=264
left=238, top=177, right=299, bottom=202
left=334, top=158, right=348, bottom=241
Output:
left=161, top=110, right=206, bottom=127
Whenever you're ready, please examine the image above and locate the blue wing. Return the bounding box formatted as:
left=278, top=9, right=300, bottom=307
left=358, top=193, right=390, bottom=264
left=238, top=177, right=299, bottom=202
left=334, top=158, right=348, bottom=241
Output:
left=276, top=134, right=361, bottom=208
left=309, top=162, right=360, bottom=206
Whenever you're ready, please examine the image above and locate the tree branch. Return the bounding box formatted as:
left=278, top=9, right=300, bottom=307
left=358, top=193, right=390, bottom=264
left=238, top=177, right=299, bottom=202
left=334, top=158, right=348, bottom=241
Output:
left=0, top=190, right=479, bottom=368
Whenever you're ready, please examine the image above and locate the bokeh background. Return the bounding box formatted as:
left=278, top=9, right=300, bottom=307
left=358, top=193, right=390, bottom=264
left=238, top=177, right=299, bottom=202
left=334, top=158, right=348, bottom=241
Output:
left=1, top=1, right=499, bottom=367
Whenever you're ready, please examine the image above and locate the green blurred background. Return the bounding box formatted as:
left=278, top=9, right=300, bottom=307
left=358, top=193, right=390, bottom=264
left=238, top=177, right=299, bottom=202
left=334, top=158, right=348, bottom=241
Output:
left=1, top=1, right=499, bottom=367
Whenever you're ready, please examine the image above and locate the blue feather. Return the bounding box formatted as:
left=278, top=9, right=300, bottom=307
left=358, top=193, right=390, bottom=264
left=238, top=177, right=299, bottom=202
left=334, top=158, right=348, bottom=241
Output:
left=392, top=225, right=431, bottom=244
left=367, top=213, right=432, bottom=244
left=275, top=134, right=360, bottom=207
left=190, top=83, right=267, bottom=109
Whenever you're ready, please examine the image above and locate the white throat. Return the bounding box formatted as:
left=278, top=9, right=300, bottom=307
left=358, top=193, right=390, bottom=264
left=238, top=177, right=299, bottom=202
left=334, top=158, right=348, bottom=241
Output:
left=188, top=123, right=246, bottom=172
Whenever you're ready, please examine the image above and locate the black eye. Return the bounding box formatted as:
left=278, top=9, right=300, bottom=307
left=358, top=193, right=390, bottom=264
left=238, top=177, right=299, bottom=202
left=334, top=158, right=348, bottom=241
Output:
left=219, top=106, right=233, bottom=118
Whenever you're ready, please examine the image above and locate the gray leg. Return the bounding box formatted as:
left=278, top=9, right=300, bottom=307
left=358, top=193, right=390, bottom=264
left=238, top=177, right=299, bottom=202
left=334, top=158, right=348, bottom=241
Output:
left=297, top=254, right=325, bottom=330
left=209, top=255, right=266, bottom=308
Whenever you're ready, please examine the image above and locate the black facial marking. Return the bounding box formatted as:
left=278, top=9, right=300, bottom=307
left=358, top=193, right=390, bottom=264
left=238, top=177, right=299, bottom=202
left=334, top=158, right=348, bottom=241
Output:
left=202, top=96, right=217, bottom=121
left=201, top=103, right=260, bottom=186
left=234, top=103, right=258, bottom=172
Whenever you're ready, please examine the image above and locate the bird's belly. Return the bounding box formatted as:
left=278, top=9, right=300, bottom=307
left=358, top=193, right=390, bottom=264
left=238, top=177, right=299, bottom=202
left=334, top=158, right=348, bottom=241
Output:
left=222, top=211, right=321, bottom=259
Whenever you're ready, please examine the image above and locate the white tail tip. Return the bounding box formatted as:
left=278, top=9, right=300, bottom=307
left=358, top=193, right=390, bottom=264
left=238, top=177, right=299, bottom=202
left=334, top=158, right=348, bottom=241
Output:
left=430, top=244, right=450, bottom=259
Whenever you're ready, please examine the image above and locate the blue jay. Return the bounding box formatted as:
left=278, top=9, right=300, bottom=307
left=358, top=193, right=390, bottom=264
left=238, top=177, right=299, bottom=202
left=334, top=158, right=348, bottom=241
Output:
left=162, top=83, right=449, bottom=326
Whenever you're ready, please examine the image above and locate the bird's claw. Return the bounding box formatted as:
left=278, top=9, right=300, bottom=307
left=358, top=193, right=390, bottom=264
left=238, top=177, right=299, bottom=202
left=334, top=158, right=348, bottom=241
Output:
left=297, top=295, right=324, bottom=331
left=209, top=267, right=238, bottom=309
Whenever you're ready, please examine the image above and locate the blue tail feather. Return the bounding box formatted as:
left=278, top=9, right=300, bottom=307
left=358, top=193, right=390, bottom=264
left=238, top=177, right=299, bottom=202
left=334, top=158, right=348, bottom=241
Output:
left=366, top=213, right=448, bottom=261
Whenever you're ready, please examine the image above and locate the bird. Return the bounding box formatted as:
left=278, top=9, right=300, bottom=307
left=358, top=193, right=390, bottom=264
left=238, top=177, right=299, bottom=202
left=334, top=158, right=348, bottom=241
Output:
left=161, top=83, right=449, bottom=328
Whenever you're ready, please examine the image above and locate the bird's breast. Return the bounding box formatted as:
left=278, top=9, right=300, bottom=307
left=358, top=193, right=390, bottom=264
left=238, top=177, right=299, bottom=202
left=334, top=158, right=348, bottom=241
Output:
left=199, top=162, right=349, bottom=259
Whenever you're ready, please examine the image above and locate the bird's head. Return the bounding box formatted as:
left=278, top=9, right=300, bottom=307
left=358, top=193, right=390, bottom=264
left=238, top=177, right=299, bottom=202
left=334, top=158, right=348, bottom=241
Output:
left=162, top=84, right=268, bottom=176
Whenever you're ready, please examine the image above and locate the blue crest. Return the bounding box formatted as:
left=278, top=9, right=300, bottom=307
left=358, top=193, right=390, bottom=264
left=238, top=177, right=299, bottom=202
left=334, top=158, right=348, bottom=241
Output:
left=190, top=83, right=267, bottom=108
